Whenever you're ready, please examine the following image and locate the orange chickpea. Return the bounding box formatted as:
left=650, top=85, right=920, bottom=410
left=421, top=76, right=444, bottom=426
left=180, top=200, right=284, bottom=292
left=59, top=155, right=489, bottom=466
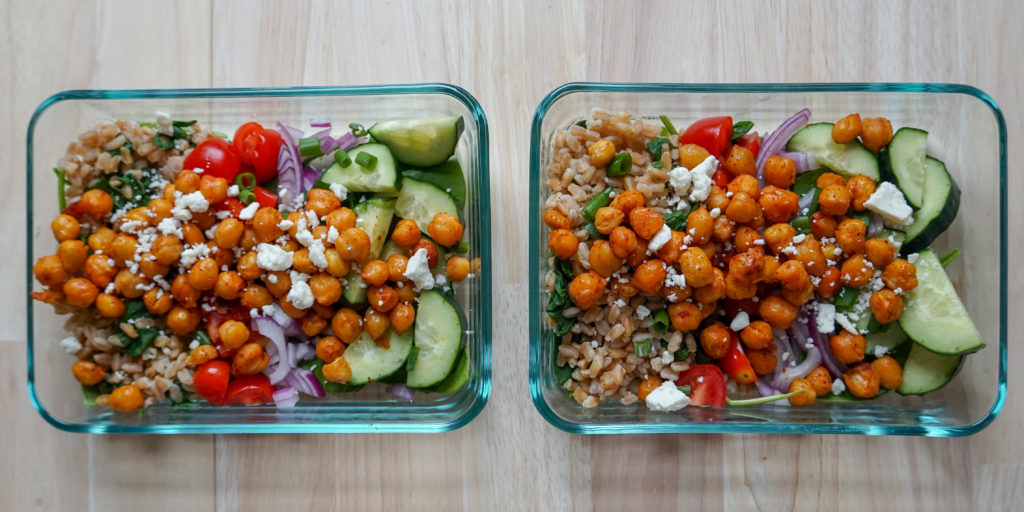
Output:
left=626, top=243, right=647, bottom=269
left=364, top=308, right=390, bottom=340
left=543, top=208, right=572, bottom=230
left=816, top=172, right=845, bottom=189
left=882, top=259, right=918, bottom=292
left=387, top=254, right=409, bottom=282
left=199, top=175, right=228, bottom=203
left=723, top=144, right=756, bottom=176
left=389, top=303, right=416, bottom=335
left=108, top=233, right=138, bottom=266
left=817, top=266, right=842, bottom=299
left=332, top=308, right=364, bottom=344
left=261, top=271, right=290, bottom=298
left=213, top=271, right=245, bottom=301
left=324, top=248, right=351, bottom=277
left=818, top=184, right=852, bottom=217
left=631, top=259, right=666, bottom=295
left=864, top=238, right=896, bottom=268
left=568, top=271, right=607, bottom=310
left=51, top=214, right=80, bottom=242
left=654, top=230, right=686, bottom=265
left=338, top=227, right=371, bottom=262
left=678, top=143, right=712, bottom=169
left=174, top=169, right=201, bottom=193
left=699, top=322, right=731, bottom=357
left=727, top=174, right=760, bottom=199
left=705, top=186, right=730, bottom=212
left=830, top=330, right=866, bottom=365
left=805, top=367, right=833, bottom=397
left=108, top=385, right=145, bottom=412
left=871, top=355, right=903, bottom=390
left=587, top=139, right=616, bottom=167
left=727, top=248, right=765, bottom=284
left=81, top=189, right=114, bottom=219
left=724, top=273, right=757, bottom=300
left=846, top=175, right=876, bottom=211
left=251, top=208, right=284, bottom=242
left=870, top=289, right=904, bottom=324
left=166, top=306, right=200, bottom=335
left=63, top=277, right=99, bottom=308
left=316, top=336, right=346, bottom=363
left=810, top=212, right=838, bottom=239
left=693, top=268, right=726, bottom=303
left=391, top=219, right=422, bottom=248
left=187, top=257, right=219, bottom=291
left=794, top=236, right=827, bottom=277
left=740, top=321, right=774, bottom=350
left=788, top=379, right=817, bottom=406
left=678, top=247, right=714, bottom=288
left=305, top=188, right=341, bottom=218
left=322, top=356, right=352, bottom=384
left=361, top=260, right=390, bottom=286
left=55, top=239, right=87, bottom=274
left=843, top=363, right=881, bottom=398
left=593, top=206, right=624, bottom=235
left=299, top=312, right=328, bottom=337
left=609, top=275, right=639, bottom=299
left=860, top=117, right=893, bottom=153
left=87, top=226, right=116, bottom=253
left=171, top=274, right=201, bottom=308
left=609, top=189, right=646, bottom=217
left=686, top=206, right=713, bottom=246
left=234, top=251, right=259, bottom=281
left=835, top=218, right=867, bottom=254
left=146, top=198, right=173, bottom=225
left=213, top=218, right=245, bottom=249
left=232, top=343, right=270, bottom=375
left=142, top=288, right=173, bottom=315
left=840, top=254, right=873, bottom=287
left=764, top=155, right=797, bottom=188
left=609, top=226, right=638, bottom=259
left=446, top=256, right=471, bottom=282
left=150, top=235, right=183, bottom=266
left=548, top=229, right=579, bottom=260
left=189, top=345, right=219, bottom=366
left=628, top=208, right=665, bottom=240
left=760, top=255, right=780, bottom=283
left=759, top=295, right=797, bottom=329
left=82, top=254, right=116, bottom=289
left=758, top=186, right=800, bottom=223
left=33, top=254, right=66, bottom=288
left=725, top=192, right=759, bottom=224
left=774, top=259, right=810, bottom=291
left=326, top=207, right=358, bottom=233
left=637, top=375, right=663, bottom=402
left=70, top=360, right=105, bottom=386
left=748, top=345, right=778, bottom=375
left=308, top=273, right=342, bottom=306
left=137, top=254, right=169, bottom=279
left=367, top=284, right=399, bottom=312
left=240, top=284, right=274, bottom=309
left=410, top=239, right=439, bottom=268
left=832, top=113, right=862, bottom=143
left=763, top=223, right=796, bottom=256
left=427, top=212, right=464, bottom=247
left=219, top=320, right=250, bottom=349
left=711, top=215, right=735, bottom=244
left=289, top=249, right=316, bottom=274
left=179, top=223, right=205, bottom=246
left=93, top=293, right=126, bottom=320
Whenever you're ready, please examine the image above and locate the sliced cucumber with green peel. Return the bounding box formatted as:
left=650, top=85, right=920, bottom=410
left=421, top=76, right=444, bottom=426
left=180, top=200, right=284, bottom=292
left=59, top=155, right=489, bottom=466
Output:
left=786, top=122, right=880, bottom=181
left=380, top=239, right=406, bottom=260
left=426, top=346, right=470, bottom=393
left=898, top=249, right=984, bottom=355
left=879, top=128, right=928, bottom=208
left=353, top=197, right=396, bottom=258
left=320, top=143, right=399, bottom=194
left=406, top=290, right=464, bottom=388
left=396, top=178, right=461, bottom=240
left=896, top=342, right=964, bottom=396
left=901, top=157, right=961, bottom=254
left=369, top=116, right=464, bottom=167
left=345, top=328, right=414, bottom=385
left=865, top=323, right=908, bottom=356
left=342, top=270, right=367, bottom=305
left=402, top=158, right=467, bottom=211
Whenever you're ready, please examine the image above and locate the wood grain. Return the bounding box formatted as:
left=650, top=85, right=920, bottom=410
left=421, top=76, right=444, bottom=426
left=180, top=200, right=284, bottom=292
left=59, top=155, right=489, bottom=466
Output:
left=3, top=0, right=1023, bottom=510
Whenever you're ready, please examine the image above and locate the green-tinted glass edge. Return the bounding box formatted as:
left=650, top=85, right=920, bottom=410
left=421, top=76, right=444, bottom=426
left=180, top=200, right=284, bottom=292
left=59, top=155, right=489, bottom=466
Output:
left=26, top=83, right=491, bottom=434
left=528, top=82, right=1007, bottom=436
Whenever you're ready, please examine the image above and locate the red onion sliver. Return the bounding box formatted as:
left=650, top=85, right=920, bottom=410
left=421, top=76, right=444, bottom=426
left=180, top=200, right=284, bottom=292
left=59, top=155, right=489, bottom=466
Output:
left=309, top=119, right=331, bottom=128
left=867, top=212, right=885, bottom=237
left=273, top=386, right=300, bottom=408
left=807, top=306, right=848, bottom=378
left=286, top=368, right=325, bottom=398
left=386, top=384, right=415, bottom=401
left=336, top=132, right=358, bottom=150
left=755, top=109, right=812, bottom=185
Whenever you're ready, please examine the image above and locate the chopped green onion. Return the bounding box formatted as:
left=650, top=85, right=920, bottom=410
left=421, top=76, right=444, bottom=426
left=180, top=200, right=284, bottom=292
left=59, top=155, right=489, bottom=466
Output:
left=235, top=172, right=256, bottom=190
left=676, top=385, right=691, bottom=394
left=725, top=389, right=803, bottom=406
left=731, top=120, right=754, bottom=140
left=298, top=136, right=323, bottom=159
left=334, top=149, right=352, bottom=167
left=606, top=152, right=633, bottom=177
left=406, top=346, right=420, bottom=371
left=791, top=215, right=811, bottom=234
left=454, top=240, right=470, bottom=254
left=52, top=168, right=68, bottom=210
left=940, top=248, right=961, bottom=267
left=634, top=339, right=653, bottom=357
left=834, top=286, right=859, bottom=308
left=574, top=120, right=588, bottom=128
left=349, top=123, right=369, bottom=137
left=355, top=151, right=378, bottom=170
left=659, top=115, right=678, bottom=135
left=152, top=133, right=175, bottom=151
left=652, top=309, right=670, bottom=333
left=581, top=188, right=613, bottom=222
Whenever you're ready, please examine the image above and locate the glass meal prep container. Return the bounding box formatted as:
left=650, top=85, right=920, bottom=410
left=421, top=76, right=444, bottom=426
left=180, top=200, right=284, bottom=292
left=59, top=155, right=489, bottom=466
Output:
left=529, top=82, right=1006, bottom=436
left=27, top=84, right=491, bottom=433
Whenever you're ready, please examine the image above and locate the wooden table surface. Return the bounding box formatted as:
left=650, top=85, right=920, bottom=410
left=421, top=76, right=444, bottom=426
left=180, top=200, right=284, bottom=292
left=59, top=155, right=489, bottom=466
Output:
left=3, top=1, right=1021, bottom=510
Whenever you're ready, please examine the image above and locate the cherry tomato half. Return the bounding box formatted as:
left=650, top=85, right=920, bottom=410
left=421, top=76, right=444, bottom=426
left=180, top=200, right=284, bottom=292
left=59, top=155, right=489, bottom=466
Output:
left=218, top=198, right=246, bottom=218
left=712, top=169, right=730, bottom=188
left=734, top=131, right=761, bottom=157
left=675, top=364, right=727, bottom=408
left=223, top=374, right=275, bottom=405
left=679, top=116, right=733, bottom=157
left=252, top=186, right=278, bottom=209
left=202, top=306, right=251, bottom=358
left=194, top=360, right=231, bottom=406
left=233, top=123, right=283, bottom=184
left=182, top=138, right=241, bottom=181
left=718, top=331, right=758, bottom=384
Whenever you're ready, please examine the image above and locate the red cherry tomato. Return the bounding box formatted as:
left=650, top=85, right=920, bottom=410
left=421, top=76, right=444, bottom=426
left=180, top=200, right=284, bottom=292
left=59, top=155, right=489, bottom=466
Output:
left=675, top=364, right=727, bottom=408
left=201, top=306, right=251, bottom=358
left=679, top=116, right=733, bottom=157
left=223, top=374, right=275, bottom=405
left=734, top=131, right=761, bottom=157
left=252, top=186, right=278, bottom=209
left=722, top=298, right=760, bottom=319
left=194, top=360, right=231, bottom=406
left=182, top=138, right=241, bottom=181
left=718, top=331, right=758, bottom=384
left=218, top=198, right=246, bottom=218
left=712, top=169, right=730, bottom=188
left=233, top=123, right=283, bottom=184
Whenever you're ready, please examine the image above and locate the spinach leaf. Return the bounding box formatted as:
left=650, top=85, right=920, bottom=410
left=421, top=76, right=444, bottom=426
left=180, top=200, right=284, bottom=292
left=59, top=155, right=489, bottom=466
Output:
left=646, top=137, right=671, bottom=163
left=553, top=348, right=573, bottom=387
left=731, top=121, right=754, bottom=140
left=546, top=258, right=576, bottom=337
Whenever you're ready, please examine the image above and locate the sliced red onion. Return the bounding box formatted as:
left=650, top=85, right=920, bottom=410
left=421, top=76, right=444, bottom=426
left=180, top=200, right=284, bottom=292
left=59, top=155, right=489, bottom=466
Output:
left=288, top=341, right=315, bottom=365
left=867, top=212, right=885, bottom=237
left=771, top=347, right=822, bottom=390
left=273, top=386, right=300, bottom=408
left=807, top=307, right=848, bottom=378
left=285, top=368, right=325, bottom=398
left=336, top=132, right=357, bottom=150
left=267, top=303, right=302, bottom=337
left=755, top=109, right=812, bottom=186
left=309, top=119, right=331, bottom=128
left=798, top=189, right=816, bottom=212
left=278, top=124, right=304, bottom=144
left=755, top=379, right=782, bottom=397
left=777, top=151, right=818, bottom=174
left=386, top=384, right=415, bottom=401
left=301, top=167, right=320, bottom=192
left=275, top=123, right=304, bottom=211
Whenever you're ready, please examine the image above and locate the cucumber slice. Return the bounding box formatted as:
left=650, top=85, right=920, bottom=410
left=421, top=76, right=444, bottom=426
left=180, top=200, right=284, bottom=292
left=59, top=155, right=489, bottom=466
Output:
left=901, top=157, right=961, bottom=254
left=406, top=290, right=464, bottom=388
left=898, top=249, right=984, bottom=355
left=320, top=143, right=400, bottom=194
left=426, top=346, right=470, bottom=393
left=865, top=323, right=908, bottom=356
left=380, top=239, right=406, bottom=259
left=396, top=178, right=461, bottom=240
left=345, top=328, right=414, bottom=385
left=353, top=197, right=396, bottom=258
left=402, top=158, right=467, bottom=211
left=786, top=123, right=880, bottom=181
left=369, top=116, right=464, bottom=168
left=342, top=270, right=366, bottom=305
left=896, top=342, right=964, bottom=396
left=879, top=128, right=928, bottom=208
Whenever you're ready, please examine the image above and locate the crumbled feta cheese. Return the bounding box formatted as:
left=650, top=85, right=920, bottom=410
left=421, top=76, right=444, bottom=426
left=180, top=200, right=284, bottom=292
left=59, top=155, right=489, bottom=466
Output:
left=863, top=181, right=914, bottom=227
left=267, top=273, right=278, bottom=284
left=612, top=299, right=627, bottom=308
left=404, top=248, right=435, bottom=291
left=832, top=378, right=847, bottom=395
left=307, top=239, right=328, bottom=270
left=155, top=110, right=173, bottom=135
left=286, top=280, right=314, bottom=309
left=305, top=210, right=320, bottom=227
left=277, top=219, right=294, bottom=231
left=815, top=303, right=836, bottom=334
left=792, top=234, right=807, bottom=244
left=645, top=381, right=691, bottom=412
left=238, top=202, right=260, bottom=220
left=730, top=311, right=750, bottom=331
left=709, top=207, right=721, bottom=218
left=227, top=184, right=240, bottom=197
left=327, top=226, right=339, bottom=244
left=688, top=172, right=713, bottom=203
left=835, top=312, right=859, bottom=334
left=157, top=217, right=182, bottom=236
left=874, top=345, right=889, bottom=357
left=329, top=182, right=348, bottom=202
left=691, top=154, right=719, bottom=178
left=255, top=243, right=294, bottom=271
left=262, top=304, right=276, bottom=316
left=668, top=166, right=692, bottom=193
left=175, top=191, right=210, bottom=215
left=636, top=305, right=652, bottom=320
left=59, top=336, right=82, bottom=354
left=664, top=265, right=686, bottom=289
left=647, top=224, right=673, bottom=252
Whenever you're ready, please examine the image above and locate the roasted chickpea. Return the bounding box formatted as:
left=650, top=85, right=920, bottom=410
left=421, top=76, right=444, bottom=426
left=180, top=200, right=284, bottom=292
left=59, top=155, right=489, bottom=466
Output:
left=198, top=175, right=228, bottom=203
left=83, top=254, right=117, bottom=288
left=240, top=284, right=274, bottom=309
left=693, top=268, right=726, bottom=303
left=758, top=186, right=799, bottom=223
left=33, top=254, right=66, bottom=287
left=725, top=192, right=759, bottom=224
left=606, top=274, right=637, bottom=299
left=764, top=155, right=797, bottom=188
left=548, top=229, right=579, bottom=260
left=810, top=212, right=838, bottom=239
left=705, top=186, right=730, bottom=212
left=186, top=257, right=218, bottom=291
left=108, top=233, right=138, bottom=266
left=212, top=218, right=244, bottom=249
left=302, top=188, right=339, bottom=219
left=331, top=308, right=363, bottom=344
left=759, top=295, right=797, bottom=329
left=586, top=139, right=616, bottom=167
left=411, top=239, right=439, bottom=268
left=609, top=226, right=638, bottom=259
left=831, top=113, right=862, bottom=143
left=794, top=236, right=827, bottom=277
left=338, top=227, right=371, bottom=262
left=210, top=271, right=243, bottom=301
left=308, top=273, right=342, bottom=306
left=280, top=297, right=306, bottom=319
left=817, top=266, right=842, bottom=299
left=628, top=208, right=665, bottom=240
left=721, top=144, right=755, bottom=176
left=428, top=212, right=464, bottom=247
left=170, top=274, right=200, bottom=308
left=739, top=320, right=773, bottom=350
left=763, top=223, right=796, bottom=256
left=840, top=254, right=873, bottom=288
left=846, top=175, right=876, bottom=211
left=682, top=206, right=711, bottom=246
left=264, top=271, right=291, bottom=298
left=361, top=260, right=390, bottom=286
left=94, top=293, right=125, bottom=318
left=870, top=289, right=904, bottom=324
left=543, top=208, right=572, bottom=230
left=864, top=238, right=896, bottom=268
left=326, top=207, right=357, bottom=233
left=189, top=345, right=219, bottom=366
left=748, top=344, right=778, bottom=375
left=711, top=215, right=735, bottom=243
left=608, top=189, right=645, bottom=216
left=747, top=210, right=765, bottom=230
left=79, top=189, right=114, bottom=219
left=860, top=117, right=893, bottom=153
left=322, top=356, right=352, bottom=384
left=631, top=259, right=666, bottom=295
left=882, top=259, right=918, bottom=292
left=871, top=355, right=903, bottom=390
left=118, top=207, right=150, bottom=229
left=361, top=308, right=388, bottom=340
left=143, top=287, right=173, bottom=315
left=216, top=320, right=249, bottom=349
left=251, top=207, right=284, bottom=242
left=566, top=271, right=606, bottom=310
left=816, top=172, right=845, bottom=189
left=593, top=207, right=624, bottom=234
left=802, top=366, right=832, bottom=397
left=626, top=243, right=647, bottom=269
left=299, top=312, right=328, bottom=337
left=289, top=249, right=315, bottom=274
left=146, top=198, right=173, bottom=225
left=817, top=184, right=852, bottom=217
left=161, top=183, right=177, bottom=201
left=87, top=226, right=116, bottom=253
left=391, top=218, right=420, bottom=248
left=724, top=273, right=757, bottom=300
left=367, top=284, right=399, bottom=312
left=166, top=306, right=200, bottom=335
left=62, top=277, right=99, bottom=308
left=728, top=248, right=765, bottom=284
left=324, top=248, right=350, bottom=277
left=678, top=247, right=714, bottom=288
left=637, top=375, right=663, bottom=402
left=316, top=336, right=346, bottom=363
left=760, top=254, right=780, bottom=283
left=232, top=343, right=270, bottom=375
left=51, top=214, right=80, bottom=242
left=180, top=223, right=205, bottom=246
left=698, top=322, right=730, bottom=356
left=389, top=303, right=416, bottom=335
left=844, top=363, right=881, bottom=398
left=727, top=174, right=760, bottom=199
left=108, top=385, right=145, bottom=412
left=232, top=251, right=258, bottom=281
left=773, top=259, right=809, bottom=291
left=54, top=239, right=87, bottom=275
left=446, top=256, right=471, bottom=282
left=174, top=169, right=201, bottom=193
left=137, top=254, right=169, bottom=279
left=678, top=143, right=712, bottom=169
left=788, top=379, right=817, bottom=406
left=387, top=254, right=409, bottom=282
left=653, top=231, right=685, bottom=265
left=830, top=330, right=866, bottom=364
left=835, top=218, right=866, bottom=254
left=730, top=226, right=760, bottom=253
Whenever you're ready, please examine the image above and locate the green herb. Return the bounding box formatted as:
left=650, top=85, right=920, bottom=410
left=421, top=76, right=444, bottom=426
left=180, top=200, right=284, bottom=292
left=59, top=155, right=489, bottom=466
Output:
left=454, top=240, right=470, bottom=254
left=659, top=115, right=678, bottom=135
left=791, top=215, right=811, bottom=234
left=312, top=179, right=331, bottom=190
left=553, top=349, right=573, bottom=386
left=634, top=338, right=653, bottom=357
left=940, top=248, right=961, bottom=267
left=677, top=385, right=691, bottom=394
left=834, top=286, right=859, bottom=309
left=52, top=168, right=68, bottom=210
left=662, top=204, right=698, bottom=231
left=355, top=151, right=378, bottom=170
left=106, top=135, right=134, bottom=156
left=581, top=188, right=613, bottom=222
left=349, top=123, right=369, bottom=137
left=88, top=168, right=158, bottom=211
left=584, top=222, right=604, bottom=240
left=114, top=300, right=159, bottom=357
left=405, top=346, right=420, bottom=372
left=334, top=148, right=352, bottom=167
left=606, top=152, right=633, bottom=177
left=646, top=137, right=671, bottom=165
left=172, top=120, right=197, bottom=127
left=152, top=133, right=175, bottom=151
left=726, top=389, right=804, bottom=406
left=673, top=347, right=689, bottom=362
left=731, top=121, right=754, bottom=140
left=298, top=136, right=323, bottom=160
left=172, top=125, right=189, bottom=140
left=652, top=309, right=670, bottom=333
left=574, top=120, right=588, bottom=128
left=546, top=258, right=576, bottom=337
left=792, top=169, right=825, bottom=195
left=235, top=172, right=257, bottom=204
left=808, top=187, right=822, bottom=215
left=192, top=330, right=212, bottom=346
left=122, top=328, right=159, bottom=357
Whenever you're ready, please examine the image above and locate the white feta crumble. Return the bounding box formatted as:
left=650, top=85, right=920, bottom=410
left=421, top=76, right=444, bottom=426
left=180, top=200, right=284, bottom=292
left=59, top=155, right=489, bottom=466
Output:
left=832, top=378, right=847, bottom=395
left=277, top=219, right=295, bottom=231
left=664, top=265, right=686, bottom=289
left=255, top=243, right=294, bottom=271
left=261, top=304, right=276, bottom=316
left=157, top=217, right=183, bottom=236
left=267, top=273, right=278, bottom=284
left=863, top=181, right=914, bottom=227
left=709, top=207, right=721, bottom=218
left=238, top=201, right=260, bottom=220
left=647, top=224, right=673, bottom=252
left=59, top=336, right=82, bottom=354
left=645, top=381, right=691, bottom=412
left=227, top=184, right=240, bottom=197
left=305, top=210, right=320, bottom=227
left=792, top=234, right=807, bottom=244
left=329, top=182, right=348, bottom=202
left=155, top=110, right=173, bottom=135
left=906, top=252, right=920, bottom=264
left=834, top=312, right=859, bottom=335
left=729, top=311, right=750, bottom=331
left=175, top=191, right=210, bottom=215
left=612, top=299, right=627, bottom=308
left=307, top=239, right=328, bottom=270
left=188, top=339, right=200, bottom=350
left=688, top=171, right=713, bottom=203
left=668, top=166, right=692, bottom=193
left=404, top=248, right=435, bottom=291
left=636, top=305, right=652, bottom=320
left=286, top=280, right=314, bottom=309
left=874, top=345, right=889, bottom=357
left=815, top=303, right=836, bottom=334
left=326, top=226, right=340, bottom=244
